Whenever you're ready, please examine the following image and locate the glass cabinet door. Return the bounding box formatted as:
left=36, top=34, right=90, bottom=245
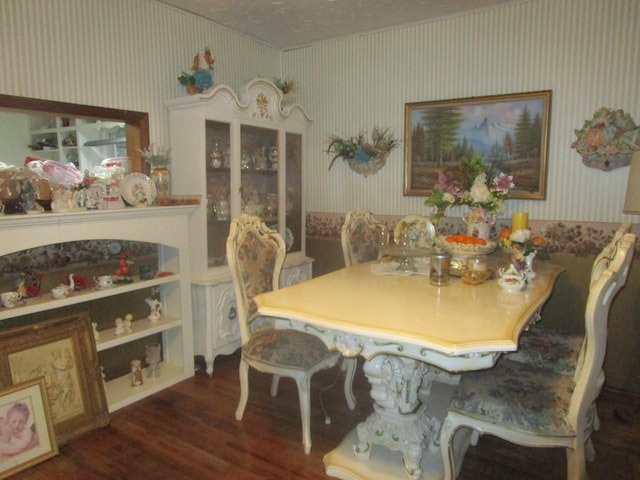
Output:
left=205, top=120, right=231, bottom=267
left=285, top=133, right=302, bottom=253
left=239, top=124, right=279, bottom=228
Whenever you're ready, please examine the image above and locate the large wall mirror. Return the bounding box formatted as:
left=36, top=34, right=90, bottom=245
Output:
left=0, top=94, right=149, bottom=174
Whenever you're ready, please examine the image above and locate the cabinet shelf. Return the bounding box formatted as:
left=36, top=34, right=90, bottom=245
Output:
left=105, top=362, right=188, bottom=412
left=0, top=274, right=180, bottom=322
left=96, top=315, right=182, bottom=351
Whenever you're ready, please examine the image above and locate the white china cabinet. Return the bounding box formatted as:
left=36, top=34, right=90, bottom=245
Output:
left=167, top=79, right=313, bottom=374
left=0, top=206, right=195, bottom=412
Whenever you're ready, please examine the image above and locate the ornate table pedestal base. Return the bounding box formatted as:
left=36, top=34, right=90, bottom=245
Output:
left=354, top=403, right=439, bottom=479
left=349, top=355, right=443, bottom=480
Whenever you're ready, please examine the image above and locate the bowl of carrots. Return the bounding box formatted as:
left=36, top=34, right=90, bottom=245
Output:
left=435, top=234, right=497, bottom=257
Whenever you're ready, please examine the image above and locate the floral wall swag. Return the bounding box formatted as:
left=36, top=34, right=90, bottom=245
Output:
left=572, top=107, right=640, bottom=171
left=327, top=127, right=398, bottom=176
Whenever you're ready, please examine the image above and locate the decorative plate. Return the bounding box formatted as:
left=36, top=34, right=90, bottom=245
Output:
left=120, top=173, right=156, bottom=207
left=393, top=214, right=436, bottom=248
left=435, top=235, right=497, bottom=257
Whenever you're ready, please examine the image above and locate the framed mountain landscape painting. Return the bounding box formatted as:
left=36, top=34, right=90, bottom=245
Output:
left=403, top=90, right=551, bottom=199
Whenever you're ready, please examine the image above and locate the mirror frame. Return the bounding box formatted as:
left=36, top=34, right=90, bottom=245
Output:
left=0, top=94, right=150, bottom=173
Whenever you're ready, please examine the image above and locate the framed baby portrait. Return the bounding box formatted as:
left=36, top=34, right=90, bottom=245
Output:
left=0, top=378, right=58, bottom=479
left=0, top=312, right=109, bottom=446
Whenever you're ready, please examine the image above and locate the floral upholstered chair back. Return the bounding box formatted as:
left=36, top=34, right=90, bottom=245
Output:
left=341, top=208, right=385, bottom=267
left=226, top=214, right=286, bottom=344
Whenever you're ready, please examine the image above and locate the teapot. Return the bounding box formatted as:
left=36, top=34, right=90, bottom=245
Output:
left=497, top=264, right=527, bottom=292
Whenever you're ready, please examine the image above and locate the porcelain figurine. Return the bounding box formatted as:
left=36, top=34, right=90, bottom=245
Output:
left=145, top=298, right=162, bottom=322
left=92, top=322, right=100, bottom=341
left=123, top=314, right=133, bottom=334
left=51, top=273, right=75, bottom=299
left=114, top=317, right=125, bottom=335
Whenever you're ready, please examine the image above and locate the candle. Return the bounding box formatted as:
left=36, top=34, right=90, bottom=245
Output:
left=512, top=212, right=529, bottom=231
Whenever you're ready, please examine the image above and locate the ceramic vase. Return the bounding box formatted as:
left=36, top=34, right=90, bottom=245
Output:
left=525, top=251, right=537, bottom=279
left=150, top=165, right=171, bottom=199
left=462, top=207, right=495, bottom=240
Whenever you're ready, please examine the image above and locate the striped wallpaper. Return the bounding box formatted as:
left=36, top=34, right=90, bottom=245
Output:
left=1, top=0, right=639, bottom=223
left=283, top=0, right=640, bottom=223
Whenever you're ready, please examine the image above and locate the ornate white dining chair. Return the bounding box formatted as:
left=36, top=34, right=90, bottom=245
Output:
left=506, top=222, right=632, bottom=376
left=440, top=232, right=636, bottom=480
left=341, top=208, right=387, bottom=267
left=227, top=214, right=356, bottom=454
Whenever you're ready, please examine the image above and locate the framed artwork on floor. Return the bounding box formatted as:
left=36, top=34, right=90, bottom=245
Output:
left=404, top=90, right=552, bottom=199
left=0, top=378, right=58, bottom=479
left=0, top=312, right=109, bottom=446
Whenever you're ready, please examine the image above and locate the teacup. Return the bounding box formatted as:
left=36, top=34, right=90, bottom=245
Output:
left=0, top=291, right=22, bottom=308
left=94, top=275, right=113, bottom=289
left=139, top=265, right=156, bottom=281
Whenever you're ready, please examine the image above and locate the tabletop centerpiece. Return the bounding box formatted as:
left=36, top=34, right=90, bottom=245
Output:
left=498, top=227, right=548, bottom=279
left=424, top=154, right=515, bottom=238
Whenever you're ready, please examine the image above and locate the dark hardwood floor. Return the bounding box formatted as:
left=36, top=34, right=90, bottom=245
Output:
left=12, top=352, right=640, bottom=479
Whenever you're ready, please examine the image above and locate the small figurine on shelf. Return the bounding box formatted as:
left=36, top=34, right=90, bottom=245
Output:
left=145, top=343, right=162, bottom=378
left=114, top=317, right=125, bottom=336
left=178, top=47, right=215, bottom=95
left=92, top=322, right=100, bottom=341
left=123, top=313, right=133, bottom=334
left=114, top=251, right=133, bottom=284
left=130, top=359, right=143, bottom=387
left=145, top=298, right=162, bottom=322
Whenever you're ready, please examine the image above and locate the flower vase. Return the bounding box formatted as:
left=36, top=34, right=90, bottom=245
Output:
left=150, top=165, right=171, bottom=199
left=462, top=207, right=495, bottom=240
left=525, top=251, right=537, bottom=279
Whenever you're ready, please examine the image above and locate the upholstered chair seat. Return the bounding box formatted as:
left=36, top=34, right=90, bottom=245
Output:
left=507, top=326, right=582, bottom=376
left=449, top=359, right=582, bottom=436
left=243, top=327, right=337, bottom=369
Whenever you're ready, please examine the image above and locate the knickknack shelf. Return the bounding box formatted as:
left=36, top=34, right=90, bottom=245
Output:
left=0, top=206, right=195, bottom=412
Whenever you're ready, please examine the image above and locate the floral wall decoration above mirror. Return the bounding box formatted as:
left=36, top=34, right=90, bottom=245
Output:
left=572, top=107, right=640, bottom=171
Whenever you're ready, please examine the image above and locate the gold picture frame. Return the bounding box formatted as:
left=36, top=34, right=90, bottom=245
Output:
left=404, top=90, right=552, bottom=199
left=0, top=312, right=109, bottom=446
left=0, top=378, right=58, bottom=479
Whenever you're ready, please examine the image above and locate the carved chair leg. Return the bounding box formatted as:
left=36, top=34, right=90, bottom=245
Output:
left=566, top=443, right=588, bottom=480
left=235, top=358, right=250, bottom=420
left=296, top=377, right=312, bottom=454
left=439, top=417, right=459, bottom=480
left=270, top=374, right=281, bottom=397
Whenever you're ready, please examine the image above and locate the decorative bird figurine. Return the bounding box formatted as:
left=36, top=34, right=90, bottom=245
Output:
left=51, top=273, right=75, bottom=299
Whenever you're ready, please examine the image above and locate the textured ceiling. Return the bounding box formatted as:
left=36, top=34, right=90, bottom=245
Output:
left=156, top=0, right=525, bottom=50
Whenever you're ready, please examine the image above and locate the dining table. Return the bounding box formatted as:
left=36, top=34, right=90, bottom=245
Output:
left=255, top=255, right=564, bottom=480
